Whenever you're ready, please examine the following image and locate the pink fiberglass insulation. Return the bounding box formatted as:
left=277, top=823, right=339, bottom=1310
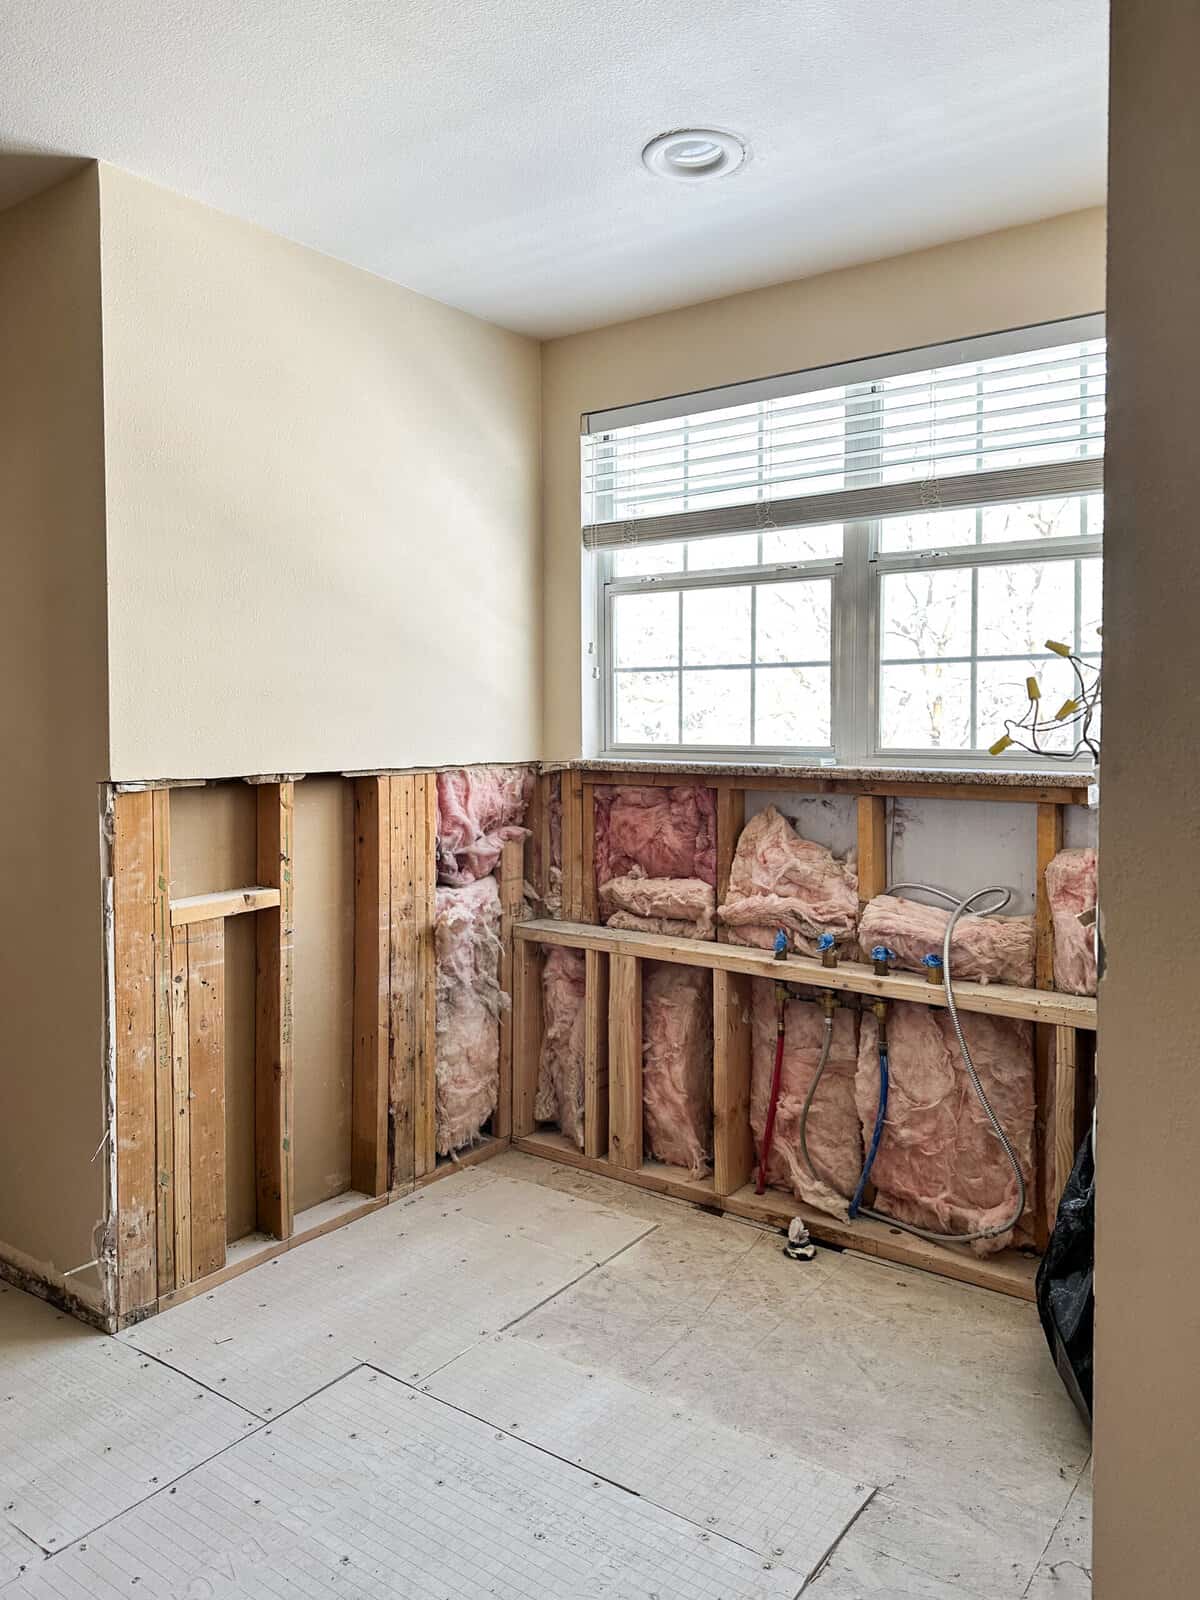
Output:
left=535, top=946, right=586, bottom=1147
left=859, top=894, right=1035, bottom=987
left=856, top=1003, right=1035, bottom=1255
left=437, top=766, right=532, bottom=887
left=434, top=877, right=504, bottom=1155
left=750, top=982, right=862, bottom=1220
left=599, top=871, right=716, bottom=939
left=594, top=785, right=717, bottom=887
left=718, top=805, right=859, bottom=955
left=642, top=963, right=713, bottom=1176
left=545, top=773, right=563, bottom=916
left=1046, top=847, right=1098, bottom=996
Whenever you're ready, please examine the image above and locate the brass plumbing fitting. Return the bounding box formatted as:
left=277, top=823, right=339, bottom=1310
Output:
left=872, top=996, right=889, bottom=1047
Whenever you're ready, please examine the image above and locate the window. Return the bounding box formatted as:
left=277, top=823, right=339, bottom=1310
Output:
left=585, top=318, right=1104, bottom=764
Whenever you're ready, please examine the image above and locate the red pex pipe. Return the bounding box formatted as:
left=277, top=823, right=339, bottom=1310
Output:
left=756, top=987, right=787, bottom=1194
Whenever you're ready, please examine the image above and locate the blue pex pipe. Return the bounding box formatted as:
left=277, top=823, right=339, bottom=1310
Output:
left=849, top=1046, right=889, bottom=1219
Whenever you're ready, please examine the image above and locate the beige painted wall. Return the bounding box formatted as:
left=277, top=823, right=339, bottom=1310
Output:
left=0, top=169, right=110, bottom=1301
left=540, top=207, right=1108, bottom=758
left=97, top=166, right=543, bottom=782
left=1094, top=5, right=1199, bottom=1594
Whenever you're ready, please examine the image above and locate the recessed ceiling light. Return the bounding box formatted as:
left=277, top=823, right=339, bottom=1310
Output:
left=642, top=128, right=748, bottom=182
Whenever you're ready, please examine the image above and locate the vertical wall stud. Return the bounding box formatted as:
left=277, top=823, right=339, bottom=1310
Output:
left=512, top=938, right=543, bottom=1138
left=186, top=918, right=226, bottom=1280
left=581, top=782, right=598, bottom=924
left=495, top=836, right=525, bottom=1140
left=255, top=781, right=294, bottom=1239
left=856, top=795, right=888, bottom=906
left=169, top=923, right=192, bottom=1288
left=151, top=790, right=175, bottom=1296
left=413, top=773, right=439, bottom=1175
left=608, top=953, right=643, bottom=1169
left=560, top=771, right=585, bottom=921
left=353, top=776, right=391, bottom=1196
left=1033, top=801, right=1065, bottom=1249
left=113, top=791, right=158, bottom=1318
left=713, top=968, right=754, bottom=1194
left=387, top=774, right=417, bottom=1188
left=583, top=949, right=610, bottom=1158
left=715, top=788, right=745, bottom=942
left=1050, top=1024, right=1080, bottom=1231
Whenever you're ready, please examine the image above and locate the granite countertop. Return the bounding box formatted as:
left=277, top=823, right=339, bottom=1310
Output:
left=551, top=757, right=1095, bottom=791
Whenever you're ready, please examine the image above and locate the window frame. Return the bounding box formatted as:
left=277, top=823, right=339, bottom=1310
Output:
left=592, top=326, right=1104, bottom=770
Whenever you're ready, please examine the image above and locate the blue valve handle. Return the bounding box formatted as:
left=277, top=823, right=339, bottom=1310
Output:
left=870, top=945, right=896, bottom=963
left=921, top=953, right=944, bottom=969
left=816, top=932, right=836, bottom=952
left=773, top=929, right=789, bottom=960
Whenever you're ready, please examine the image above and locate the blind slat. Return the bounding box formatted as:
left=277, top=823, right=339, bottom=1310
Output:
left=582, top=332, right=1106, bottom=544
left=583, top=458, right=1104, bottom=550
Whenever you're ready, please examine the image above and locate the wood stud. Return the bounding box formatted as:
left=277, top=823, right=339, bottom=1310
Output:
left=714, top=789, right=744, bottom=943
left=255, top=781, right=295, bottom=1240
left=712, top=968, right=754, bottom=1195
left=352, top=777, right=391, bottom=1197
left=113, top=791, right=158, bottom=1318
left=1034, top=801, right=1065, bottom=1246
left=583, top=949, right=610, bottom=1159
left=495, top=836, right=525, bottom=1141
left=607, top=953, right=642, bottom=1169
left=185, top=918, right=227, bottom=1279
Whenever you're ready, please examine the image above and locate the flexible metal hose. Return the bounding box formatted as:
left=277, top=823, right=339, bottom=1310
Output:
left=794, top=884, right=1028, bottom=1245
left=858, top=883, right=1028, bottom=1245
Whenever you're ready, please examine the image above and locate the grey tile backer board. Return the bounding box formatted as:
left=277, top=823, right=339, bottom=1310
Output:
left=0, top=1522, right=42, bottom=1590
left=422, top=1335, right=871, bottom=1583
left=7, top=1367, right=806, bottom=1600
left=0, top=1285, right=257, bottom=1556
left=804, top=1491, right=1038, bottom=1599
left=119, top=1171, right=654, bottom=1418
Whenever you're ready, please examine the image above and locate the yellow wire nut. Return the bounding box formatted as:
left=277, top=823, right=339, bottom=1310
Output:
left=1045, top=639, right=1072, bottom=657
left=1026, top=676, right=1041, bottom=700
left=989, top=734, right=1014, bottom=755
left=1055, top=698, right=1080, bottom=721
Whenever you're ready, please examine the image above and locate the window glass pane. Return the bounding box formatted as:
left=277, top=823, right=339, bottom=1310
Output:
left=1080, top=556, right=1102, bottom=645
left=614, top=671, right=678, bottom=744
left=682, top=669, right=751, bottom=744
left=613, top=541, right=685, bottom=577
left=682, top=587, right=751, bottom=665
left=761, top=523, right=843, bottom=563
left=879, top=663, right=972, bottom=749
left=977, top=657, right=1080, bottom=754
left=976, top=561, right=1075, bottom=657
left=756, top=580, right=831, bottom=662
left=979, top=496, right=1084, bottom=543
left=613, top=590, right=678, bottom=668
left=755, top=667, right=831, bottom=746
left=1084, top=493, right=1103, bottom=538
left=686, top=533, right=759, bottom=571
left=881, top=569, right=973, bottom=659
left=878, top=506, right=977, bottom=553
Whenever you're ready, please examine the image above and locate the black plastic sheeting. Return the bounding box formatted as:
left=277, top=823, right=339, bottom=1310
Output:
left=1036, top=1128, right=1095, bottom=1430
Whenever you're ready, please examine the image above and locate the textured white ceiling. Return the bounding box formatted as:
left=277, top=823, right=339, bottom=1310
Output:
left=0, top=1, right=1107, bottom=338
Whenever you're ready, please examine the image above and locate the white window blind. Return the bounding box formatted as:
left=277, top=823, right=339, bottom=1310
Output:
left=582, top=317, right=1106, bottom=550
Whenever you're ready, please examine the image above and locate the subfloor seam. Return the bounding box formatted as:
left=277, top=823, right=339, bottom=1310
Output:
left=1019, top=1455, right=1092, bottom=1598
left=497, top=1220, right=660, bottom=1334
left=366, top=1361, right=816, bottom=1590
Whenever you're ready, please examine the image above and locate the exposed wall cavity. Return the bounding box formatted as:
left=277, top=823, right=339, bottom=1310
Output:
left=745, top=789, right=1096, bottom=917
